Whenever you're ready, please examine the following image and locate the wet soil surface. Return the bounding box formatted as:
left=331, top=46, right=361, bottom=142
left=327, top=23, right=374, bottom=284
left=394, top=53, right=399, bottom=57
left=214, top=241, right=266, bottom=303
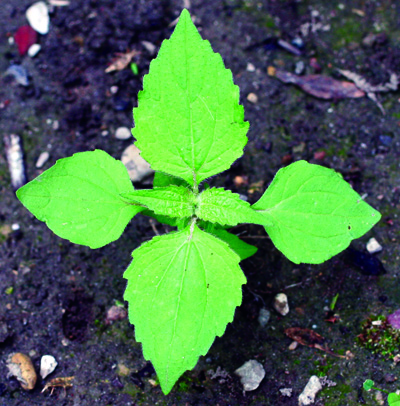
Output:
left=1, top=0, right=400, bottom=405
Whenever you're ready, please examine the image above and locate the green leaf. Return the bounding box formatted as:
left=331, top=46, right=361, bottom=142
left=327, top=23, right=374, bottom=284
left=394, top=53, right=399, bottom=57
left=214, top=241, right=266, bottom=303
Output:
left=363, top=379, right=374, bottom=391
left=124, top=222, right=245, bottom=394
left=121, top=186, right=195, bottom=219
left=388, top=393, right=400, bottom=406
left=211, top=228, right=257, bottom=261
left=16, top=150, right=143, bottom=249
left=133, top=9, right=248, bottom=190
left=153, top=172, right=189, bottom=188
left=196, top=187, right=267, bottom=226
left=252, top=160, right=381, bottom=264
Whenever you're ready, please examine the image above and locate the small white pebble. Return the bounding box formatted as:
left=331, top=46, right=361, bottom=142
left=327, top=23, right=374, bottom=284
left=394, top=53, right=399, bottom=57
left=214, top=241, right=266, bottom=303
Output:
left=280, top=388, right=293, bottom=397
left=36, top=151, right=50, bottom=168
left=375, top=390, right=384, bottom=406
left=28, top=44, right=41, bottom=57
left=246, top=62, right=256, bottom=72
left=141, top=40, right=157, bottom=55
left=247, top=93, right=258, bottom=104
left=235, top=360, right=265, bottom=391
left=26, top=1, right=50, bottom=35
left=366, top=237, right=382, bottom=254
left=11, top=223, right=20, bottom=231
left=110, top=85, right=118, bottom=94
left=274, top=293, right=289, bottom=316
left=299, top=376, right=322, bottom=405
left=115, top=127, right=131, bottom=140
left=40, top=355, right=58, bottom=379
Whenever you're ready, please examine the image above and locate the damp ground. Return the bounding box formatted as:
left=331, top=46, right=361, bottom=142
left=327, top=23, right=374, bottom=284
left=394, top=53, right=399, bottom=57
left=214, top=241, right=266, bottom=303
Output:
left=1, top=1, right=400, bottom=405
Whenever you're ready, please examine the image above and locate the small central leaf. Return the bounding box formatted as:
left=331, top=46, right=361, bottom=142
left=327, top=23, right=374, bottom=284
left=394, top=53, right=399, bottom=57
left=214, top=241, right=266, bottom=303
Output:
left=123, top=224, right=246, bottom=394
left=121, top=185, right=195, bottom=219
left=196, top=187, right=268, bottom=226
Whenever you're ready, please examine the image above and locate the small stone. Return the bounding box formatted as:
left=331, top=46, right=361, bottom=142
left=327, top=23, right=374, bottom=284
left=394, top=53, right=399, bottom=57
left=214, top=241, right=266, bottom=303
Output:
left=14, top=25, right=37, bottom=56
left=274, top=293, right=289, bottom=316
left=4, top=134, right=26, bottom=189
left=0, top=225, right=12, bottom=237
left=36, top=151, right=49, bottom=168
left=101, top=130, right=109, bottom=137
left=258, top=308, right=270, bottom=328
left=280, top=388, right=293, bottom=397
left=292, top=37, right=304, bottom=48
left=387, top=309, right=400, bottom=329
left=246, top=62, right=256, bottom=72
left=6, top=353, right=37, bottom=390
left=110, top=86, right=119, bottom=94
left=366, top=237, right=382, bottom=254
left=52, top=120, right=59, bottom=130
left=27, top=43, right=41, bottom=57
left=313, top=151, right=326, bottom=160
left=141, top=40, right=157, bottom=55
left=295, top=61, right=305, bottom=75
left=247, top=93, right=258, bottom=104
left=40, top=355, right=57, bottom=379
left=105, top=305, right=127, bottom=324
left=121, top=145, right=154, bottom=182
left=115, top=127, right=131, bottom=140
left=375, top=390, right=384, bottom=406
left=117, top=363, right=130, bottom=377
left=234, top=360, right=265, bottom=391
left=26, top=2, right=50, bottom=35
left=298, top=376, right=322, bottom=405
left=288, top=341, right=298, bottom=350
left=5, top=65, right=29, bottom=86
left=292, top=142, right=306, bottom=154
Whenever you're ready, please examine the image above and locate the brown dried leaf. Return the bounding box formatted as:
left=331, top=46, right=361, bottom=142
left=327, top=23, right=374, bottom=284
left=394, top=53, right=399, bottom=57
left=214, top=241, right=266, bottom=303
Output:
left=285, top=327, right=325, bottom=347
left=105, top=50, right=138, bottom=73
left=275, top=70, right=365, bottom=99
left=284, top=327, right=345, bottom=358
left=338, top=69, right=399, bottom=93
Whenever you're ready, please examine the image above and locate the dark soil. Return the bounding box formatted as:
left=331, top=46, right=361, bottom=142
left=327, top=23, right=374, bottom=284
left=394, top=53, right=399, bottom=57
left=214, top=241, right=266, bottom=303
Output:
left=1, top=0, right=400, bottom=405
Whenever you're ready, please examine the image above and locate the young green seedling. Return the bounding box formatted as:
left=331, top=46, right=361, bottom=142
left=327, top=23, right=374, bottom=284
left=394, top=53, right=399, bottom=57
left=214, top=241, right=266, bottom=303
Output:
left=17, top=9, right=381, bottom=394
left=363, top=379, right=400, bottom=406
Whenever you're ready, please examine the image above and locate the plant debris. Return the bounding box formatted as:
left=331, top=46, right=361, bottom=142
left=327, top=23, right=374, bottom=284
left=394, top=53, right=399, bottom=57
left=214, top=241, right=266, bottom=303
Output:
left=6, top=352, right=37, bottom=390
left=105, top=50, right=139, bottom=73
left=284, top=327, right=346, bottom=358
left=338, top=69, right=399, bottom=114
left=4, top=134, right=26, bottom=189
left=42, top=376, right=74, bottom=395
left=271, top=69, right=365, bottom=99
